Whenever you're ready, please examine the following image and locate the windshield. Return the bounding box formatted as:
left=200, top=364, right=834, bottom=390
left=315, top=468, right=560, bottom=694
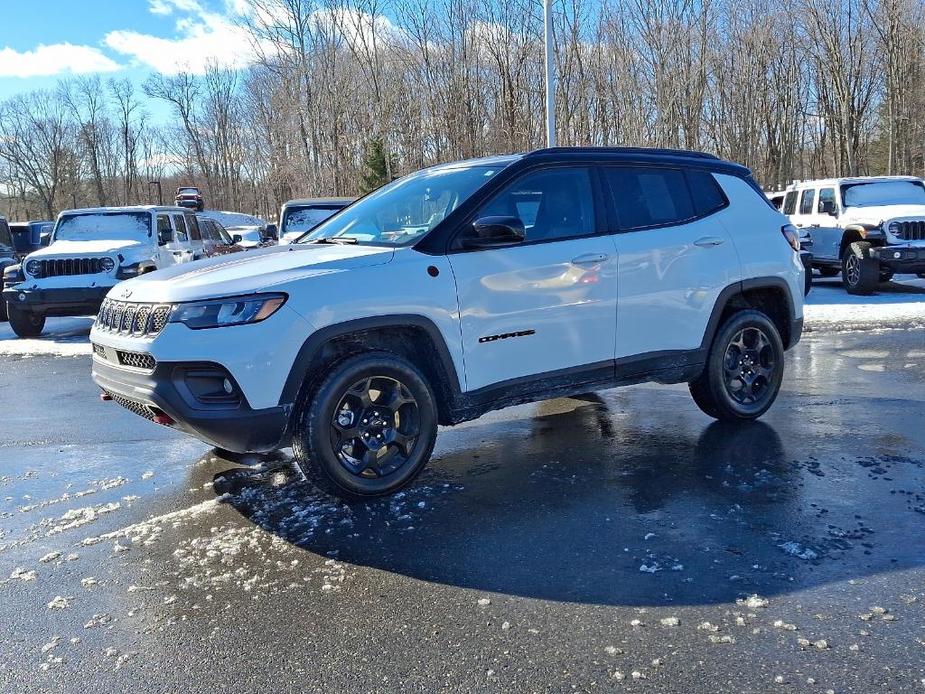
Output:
left=229, top=227, right=262, bottom=242
left=301, top=165, right=503, bottom=246
left=178, top=188, right=198, bottom=195
left=201, top=211, right=264, bottom=228
left=54, top=212, right=152, bottom=242
left=841, top=180, right=925, bottom=207
left=282, top=206, right=343, bottom=237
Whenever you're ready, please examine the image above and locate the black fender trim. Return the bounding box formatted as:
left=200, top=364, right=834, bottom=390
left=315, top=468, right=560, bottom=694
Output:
left=700, top=276, right=798, bottom=351
left=278, top=314, right=463, bottom=408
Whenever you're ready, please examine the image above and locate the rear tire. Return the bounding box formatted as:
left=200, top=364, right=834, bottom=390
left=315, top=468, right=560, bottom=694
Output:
left=818, top=267, right=840, bottom=278
left=292, top=351, right=438, bottom=499
left=841, top=241, right=879, bottom=295
left=7, top=303, right=45, bottom=337
left=689, top=310, right=784, bottom=421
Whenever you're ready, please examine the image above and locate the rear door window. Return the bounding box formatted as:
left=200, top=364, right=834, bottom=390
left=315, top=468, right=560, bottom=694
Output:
left=156, top=214, right=173, bottom=244
left=603, top=166, right=695, bottom=230
left=783, top=191, right=798, bottom=215
left=186, top=214, right=202, bottom=241
left=172, top=214, right=188, bottom=242
left=799, top=189, right=816, bottom=215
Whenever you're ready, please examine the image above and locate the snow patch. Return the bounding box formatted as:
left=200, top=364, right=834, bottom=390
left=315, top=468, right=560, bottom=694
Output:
left=778, top=541, right=818, bottom=560
left=805, top=280, right=925, bottom=330
left=0, top=317, right=93, bottom=357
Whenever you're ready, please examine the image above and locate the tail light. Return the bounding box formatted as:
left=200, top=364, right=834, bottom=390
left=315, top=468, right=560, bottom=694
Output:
left=781, top=224, right=800, bottom=252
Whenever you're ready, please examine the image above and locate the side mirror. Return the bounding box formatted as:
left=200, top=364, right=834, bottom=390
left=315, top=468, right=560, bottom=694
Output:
left=232, top=234, right=242, bottom=244
left=265, top=224, right=278, bottom=240
left=820, top=200, right=838, bottom=216
left=40, top=232, right=52, bottom=247
left=157, top=229, right=172, bottom=246
left=462, top=216, right=526, bottom=249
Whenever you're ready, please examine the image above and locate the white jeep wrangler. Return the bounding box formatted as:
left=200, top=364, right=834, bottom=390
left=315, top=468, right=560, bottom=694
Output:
left=782, top=176, right=925, bottom=294
left=90, top=148, right=804, bottom=499
left=3, top=206, right=204, bottom=337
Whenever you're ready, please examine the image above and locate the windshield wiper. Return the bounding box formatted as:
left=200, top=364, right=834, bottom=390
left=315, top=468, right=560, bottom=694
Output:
left=312, top=236, right=359, bottom=245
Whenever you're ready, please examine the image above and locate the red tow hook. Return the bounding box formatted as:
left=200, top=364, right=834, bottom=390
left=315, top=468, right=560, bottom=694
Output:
left=152, top=411, right=175, bottom=426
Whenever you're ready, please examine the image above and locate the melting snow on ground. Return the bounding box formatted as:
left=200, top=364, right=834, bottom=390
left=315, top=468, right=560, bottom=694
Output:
left=0, top=317, right=93, bottom=357
left=804, top=278, right=925, bottom=329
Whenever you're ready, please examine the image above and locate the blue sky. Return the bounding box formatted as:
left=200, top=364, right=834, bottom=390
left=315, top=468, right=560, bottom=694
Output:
left=0, top=0, right=257, bottom=120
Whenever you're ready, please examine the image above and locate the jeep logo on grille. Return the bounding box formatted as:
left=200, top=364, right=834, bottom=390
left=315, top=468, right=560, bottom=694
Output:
left=119, top=288, right=133, bottom=299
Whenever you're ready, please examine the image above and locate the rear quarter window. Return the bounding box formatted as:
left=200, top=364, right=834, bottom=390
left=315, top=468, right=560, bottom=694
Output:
left=686, top=170, right=728, bottom=216
left=783, top=191, right=798, bottom=215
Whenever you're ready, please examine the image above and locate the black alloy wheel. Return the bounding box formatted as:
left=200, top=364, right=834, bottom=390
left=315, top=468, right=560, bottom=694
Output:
left=330, top=375, right=421, bottom=478
left=721, top=327, right=776, bottom=406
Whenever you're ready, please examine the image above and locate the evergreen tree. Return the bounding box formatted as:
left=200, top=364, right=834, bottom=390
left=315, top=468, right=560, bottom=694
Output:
left=360, top=138, right=396, bottom=193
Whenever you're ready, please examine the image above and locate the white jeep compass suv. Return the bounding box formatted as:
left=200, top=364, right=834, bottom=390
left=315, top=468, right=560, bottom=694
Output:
left=90, top=148, right=805, bottom=499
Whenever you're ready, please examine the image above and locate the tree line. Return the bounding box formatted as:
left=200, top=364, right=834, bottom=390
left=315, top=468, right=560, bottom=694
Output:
left=2, top=0, right=924, bottom=222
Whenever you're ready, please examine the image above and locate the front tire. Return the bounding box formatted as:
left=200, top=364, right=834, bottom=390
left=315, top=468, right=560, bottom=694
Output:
left=292, top=351, right=438, bottom=499
left=841, top=241, right=879, bottom=295
left=6, top=303, right=45, bottom=337
left=689, top=310, right=784, bottom=421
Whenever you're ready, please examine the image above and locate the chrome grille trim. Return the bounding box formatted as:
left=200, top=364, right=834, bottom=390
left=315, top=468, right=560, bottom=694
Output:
left=95, top=299, right=173, bottom=337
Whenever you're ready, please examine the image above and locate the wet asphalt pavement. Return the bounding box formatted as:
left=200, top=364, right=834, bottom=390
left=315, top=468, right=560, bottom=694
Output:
left=1, top=319, right=924, bottom=693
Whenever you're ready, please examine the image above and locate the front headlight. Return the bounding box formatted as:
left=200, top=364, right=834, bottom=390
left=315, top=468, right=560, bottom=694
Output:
left=25, top=259, right=41, bottom=277
left=169, top=294, right=287, bottom=329
left=887, top=221, right=903, bottom=238
left=100, top=257, right=115, bottom=273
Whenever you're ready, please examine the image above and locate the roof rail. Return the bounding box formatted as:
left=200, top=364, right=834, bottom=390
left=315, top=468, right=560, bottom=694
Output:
left=527, top=146, right=720, bottom=160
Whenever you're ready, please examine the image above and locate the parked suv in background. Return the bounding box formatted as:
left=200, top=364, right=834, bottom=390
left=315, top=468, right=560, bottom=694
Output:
left=782, top=176, right=925, bottom=294
left=91, top=147, right=804, bottom=499
left=767, top=191, right=812, bottom=295
left=3, top=206, right=204, bottom=338
left=196, top=215, right=243, bottom=256
left=9, top=220, right=54, bottom=260
left=279, top=197, right=353, bottom=244
left=175, top=187, right=204, bottom=212
left=0, top=216, right=17, bottom=321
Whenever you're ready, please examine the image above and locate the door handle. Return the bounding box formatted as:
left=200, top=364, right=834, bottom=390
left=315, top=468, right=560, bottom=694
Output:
left=571, top=253, right=609, bottom=265
left=693, top=236, right=725, bottom=248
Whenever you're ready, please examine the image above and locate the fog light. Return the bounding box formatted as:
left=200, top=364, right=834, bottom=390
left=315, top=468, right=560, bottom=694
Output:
left=223, top=378, right=234, bottom=394
left=894, top=251, right=902, bottom=259
left=18, top=293, right=25, bottom=302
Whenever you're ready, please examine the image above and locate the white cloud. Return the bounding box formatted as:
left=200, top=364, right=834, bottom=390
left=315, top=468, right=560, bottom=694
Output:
left=105, top=1, right=257, bottom=74
left=0, top=43, right=121, bottom=79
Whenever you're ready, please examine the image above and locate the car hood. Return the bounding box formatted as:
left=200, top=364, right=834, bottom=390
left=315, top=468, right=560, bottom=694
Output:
left=111, top=243, right=394, bottom=303
left=843, top=204, right=925, bottom=223
left=27, top=239, right=149, bottom=258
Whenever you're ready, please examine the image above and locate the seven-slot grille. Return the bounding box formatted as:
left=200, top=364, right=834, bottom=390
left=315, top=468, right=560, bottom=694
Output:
left=32, top=257, right=106, bottom=278
left=96, top=299, right=171, bottom=336
left=894, top=220, right=925, bottom=241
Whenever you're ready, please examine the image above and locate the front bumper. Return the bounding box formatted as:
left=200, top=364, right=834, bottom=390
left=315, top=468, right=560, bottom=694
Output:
left=3, top=284, right=111, bottom=316
left=871, top=245, right=925, bottom=274
left=91, top=355, right=291, bottom=453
